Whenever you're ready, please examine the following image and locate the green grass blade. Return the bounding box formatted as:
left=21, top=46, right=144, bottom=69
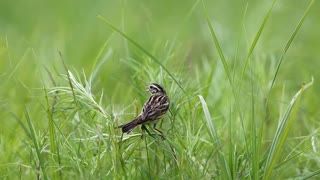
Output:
left=7, top=48, right=31, bottom=81
left=10, top=112, right=32, bottom=139
left=250, top=65, right=259, bottom=179
left=42, top=77, right=56, bottom=156
left=239, top=0, right=276, bottom=91
left=203, top=60, right=217, bottom=99
left=43, top=86, right=56, bottom=179
left=184, top=0, right=202, bottom=23
left=59, top=52, right=77, bottom=102
left=263, top=78, right=314, bottom=179
left=41, top=71, right=60, bottom=180
left=267, top=0, right=315, bottom=97
left=198, top=95, right=218, bottom=141
left=97, top=15, right=186, bottom=94
left=90, top=39, right=113, bottom=82
left=198, top=95, right=231, bottom=179
left=24, top=107, right=48, bottom=180
left=201, top=1, right=232, bottom=88
left=300, top=169, right=320, bottom=180
left=202, top=0, right=249, bottom=158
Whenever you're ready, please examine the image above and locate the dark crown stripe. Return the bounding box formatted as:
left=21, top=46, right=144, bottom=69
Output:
left=151, top=83, right=164, bottom=92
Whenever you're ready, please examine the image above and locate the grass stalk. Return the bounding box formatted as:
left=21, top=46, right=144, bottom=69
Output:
left=263, top=78, right=314, bottom=179
left=267, top=0, right=315, bottom=97
left=24, top=107, right=48, bottom=180
left=97, top=15, right=186, bottom=94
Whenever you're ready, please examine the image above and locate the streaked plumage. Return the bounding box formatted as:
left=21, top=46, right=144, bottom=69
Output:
left=117, top=83, right=169, bottom=134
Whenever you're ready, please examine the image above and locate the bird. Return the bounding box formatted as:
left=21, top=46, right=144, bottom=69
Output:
left=116, top=83, right=170, bottom=135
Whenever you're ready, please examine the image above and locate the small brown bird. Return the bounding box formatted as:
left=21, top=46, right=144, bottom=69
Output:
left=117, top=83, right=170, bottom=134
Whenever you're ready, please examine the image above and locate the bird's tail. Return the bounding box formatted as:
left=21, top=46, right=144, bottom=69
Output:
left=117, top=116, right=141, bottom=133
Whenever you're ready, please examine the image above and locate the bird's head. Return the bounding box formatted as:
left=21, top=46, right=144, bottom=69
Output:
left=147, top=83, right=166, bottom=95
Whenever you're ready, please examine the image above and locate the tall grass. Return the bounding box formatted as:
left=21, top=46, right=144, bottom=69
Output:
left=1, top=0, right=319, bottom=179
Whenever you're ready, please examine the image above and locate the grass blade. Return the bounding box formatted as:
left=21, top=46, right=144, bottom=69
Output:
left=250, top=64, right=259, bottom=180
left=59, top=52, right=77, bottom=102
left=263, top=77, right=314, bottom=179
left=239, top=0, right=276, bottom=91
left=198, top=95, right=231, bottom=179
left=11, top=112, right=32, bottom=139
left=267, top=0, right=315, bottom=97
left=201, top=1, right=232, bottom=88
left=24, top=107, right=48, bottom=180
left=97, top=15, right=186, bottom=94
left=90, top=39, right=113, bottom=82
left=42, top=75, right=56, bottom=156
left=42, top=72, right=60, bottom=179
left=300, top=169, right=320, bottom=180
left=202, top=0, right=249, bottom=159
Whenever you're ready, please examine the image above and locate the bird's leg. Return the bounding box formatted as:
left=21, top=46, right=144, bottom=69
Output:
left=153, top=124, right=165, bottom=140
left=141, top=124, right=155, bottom=138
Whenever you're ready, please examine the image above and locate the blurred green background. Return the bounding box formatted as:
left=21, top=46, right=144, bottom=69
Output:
left=1, top=0, right=319, bottom=109
left=0, top=0, right=319, bottom=178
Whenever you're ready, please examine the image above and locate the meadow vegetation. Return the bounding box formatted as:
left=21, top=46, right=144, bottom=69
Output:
left=0, top=0, right=319, bottom=179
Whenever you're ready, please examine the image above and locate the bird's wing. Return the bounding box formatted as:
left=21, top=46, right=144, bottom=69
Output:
left=140, top=95, right=169, bottom=124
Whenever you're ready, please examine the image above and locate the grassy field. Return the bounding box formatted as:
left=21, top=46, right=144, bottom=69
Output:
left=1, top=0, right=319, bottom=179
